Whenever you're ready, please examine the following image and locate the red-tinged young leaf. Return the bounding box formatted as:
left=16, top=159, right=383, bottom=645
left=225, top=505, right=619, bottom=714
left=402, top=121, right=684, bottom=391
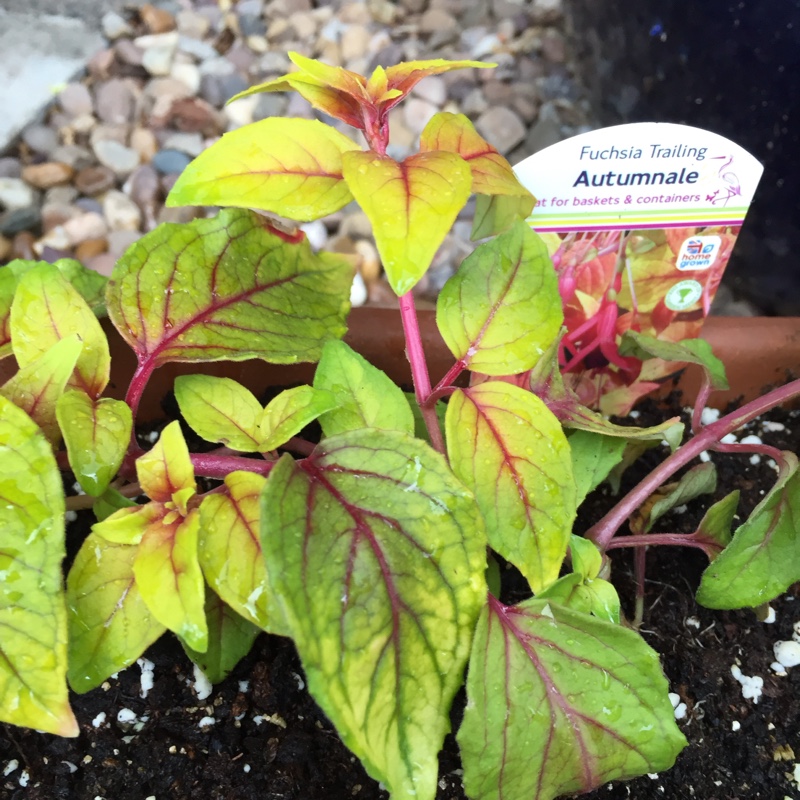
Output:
left=107, top=209, right=353, bottom=369
left=92, top=501, right=163, bottom=546
left=458, top=597, right=687, bottom=800
left=260, top=385, right=337, bottom=450
left=198, top=471, right=279, bottom=632
left=446, top=382, right=576, bottom=593
left=261, top=430, right=487, bottom=800
left=0, top=335, right=83, bottom=444
left=383, top=59, right=493, bottom=100
left=56, top=391, right=132, bottom=496
left=10, top=262, right=109, bottom=397
left=175, top=374, right=264, bottom=452
left=420, top=112, right=533, bottom=202
left=342, top=150, right=472, bottom=295
left=314, top=339, right=414, bottom=437
left=437, top=221, right=562, bottom=376
left=67, top=532, right=166, bottom=693
left=134, top=509, right=207, bottom=652
left=167, top=118, right=359, bottom=221
left=289, top=51, right=367, bottom=99
left=136, top=421, right=195, bottom=504
left=181, top=589, right=260, bottom=684
left=471, top=193, right=535, bottom=239
left=697, top=453, right=800, bottom=609
left=0, top=396, right=77, bottom=736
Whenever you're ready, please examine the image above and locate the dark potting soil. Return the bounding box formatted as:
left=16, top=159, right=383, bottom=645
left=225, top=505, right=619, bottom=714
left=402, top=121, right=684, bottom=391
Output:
left=2, top=399, right=800, bottom=800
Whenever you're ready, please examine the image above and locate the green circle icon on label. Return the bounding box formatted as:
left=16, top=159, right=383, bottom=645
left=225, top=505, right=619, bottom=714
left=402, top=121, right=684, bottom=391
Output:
left=665, top=280, right=703, bottom=311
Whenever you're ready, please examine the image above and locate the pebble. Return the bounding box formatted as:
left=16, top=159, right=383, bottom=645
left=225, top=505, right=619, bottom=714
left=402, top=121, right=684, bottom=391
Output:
left=59, top=83, right=94, bottom=117
left=93, top=140, right=141, bottom=177
left=140, top=4, right=177, bottom=35
left=0, top=158, right=22, bottom=179
left=75, top=165, right=117, bottom=196
left=22, top=125, right=59, bottom=156
left=103, top=190, right=143, bottom=231
left=151, top=149, right=192, bottom=175
left=0, top=207, right=41, bottom=237
left=75, top=237, right=109, bottom=261
left=95, top=79, right=137, bottom=125
left=102, top=11, right=133, bottom=40
left=475, top=106, right=526, bottom=154
left=22, top=162, right=74, bottom=190
left=0, top=178, right=37, bottom=211
left=162, top=132, right=204, bottom=157
left=63, top=212, right=108, bottom=245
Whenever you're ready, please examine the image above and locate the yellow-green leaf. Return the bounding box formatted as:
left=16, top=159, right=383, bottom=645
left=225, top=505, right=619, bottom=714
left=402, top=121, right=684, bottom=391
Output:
left=259, top=385, right=337, bottom=450
left=437, top=221, right=562, bottom=375
left=342, top=150, right=472, bottom=295
left=384, top=59, right=494, bottom=98
left=10, top=262, right=109, bottom=397
left=0, top=396, right=77, bottom=735
left=107, top=209, right=353, bottom=368
left=57, top=391, right=132, bottom=496
left=447, top=382, right=576, bottom=593
left=136, top=421, right=195, bottom=504
left=167, top=118, right=360, bottom=221
left=134, top=510, right=207, bottom=652
left=67, top=532, right=165, bottom=693
left=174, top=374, right=264, bottom=452
left=0, top=335, right=83, bottom=444
left=420, top=112, right=533, bottom=201
left=198, top=471, right=277, bottom=631
left=471, top=192, right=536, bottom=239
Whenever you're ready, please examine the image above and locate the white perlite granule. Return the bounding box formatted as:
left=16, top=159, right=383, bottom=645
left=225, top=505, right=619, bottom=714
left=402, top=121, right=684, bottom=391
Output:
left=730, top=664, right=763, bottom=703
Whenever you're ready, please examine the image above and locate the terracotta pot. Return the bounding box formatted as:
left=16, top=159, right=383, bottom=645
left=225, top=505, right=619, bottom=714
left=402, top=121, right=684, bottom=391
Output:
left=103, top=312, right=799, bottom=422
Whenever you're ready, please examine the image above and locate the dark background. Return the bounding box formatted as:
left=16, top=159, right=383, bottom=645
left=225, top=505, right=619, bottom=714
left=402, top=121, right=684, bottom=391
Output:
left=567, top=0, right=800, bottom=314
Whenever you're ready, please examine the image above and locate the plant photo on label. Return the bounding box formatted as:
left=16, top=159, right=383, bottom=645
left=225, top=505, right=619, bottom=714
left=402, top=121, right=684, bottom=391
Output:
left=0, top=53, right=799, bottom=800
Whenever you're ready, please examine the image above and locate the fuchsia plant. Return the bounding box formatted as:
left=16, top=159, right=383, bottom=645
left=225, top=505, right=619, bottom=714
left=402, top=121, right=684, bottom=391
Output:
left=1, top=53, right=800, bottom=800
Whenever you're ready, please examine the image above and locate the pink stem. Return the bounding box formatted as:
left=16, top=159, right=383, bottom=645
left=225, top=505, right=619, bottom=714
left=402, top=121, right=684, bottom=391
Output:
left=606, top=532, right=718, bottom=553
left=190, top=453, right=276, bottom=479
left=398, top=291, right=445, bottom=453
left=587, top=377, right=800, bottom=551
left=691, top=374, right=714, bottom=434
left=431, top=360, right=467, bottom=396
left=125, top=358, right=156, bottom=420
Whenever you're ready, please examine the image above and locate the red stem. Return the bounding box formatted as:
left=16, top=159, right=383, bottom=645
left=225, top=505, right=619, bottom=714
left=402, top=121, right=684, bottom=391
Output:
left=586, top=376, right=800, bottom=551
left=190, top=453, right=276, bottom=479
left=125, top=358, right=156, bottom=420
left=606, top=532, right=718, bottom=553
left=398, top=291, right=445, bottom=453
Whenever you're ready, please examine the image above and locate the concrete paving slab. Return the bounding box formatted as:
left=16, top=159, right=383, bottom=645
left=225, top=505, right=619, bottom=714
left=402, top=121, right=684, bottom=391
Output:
left=0, top=8, right=104, bottom=151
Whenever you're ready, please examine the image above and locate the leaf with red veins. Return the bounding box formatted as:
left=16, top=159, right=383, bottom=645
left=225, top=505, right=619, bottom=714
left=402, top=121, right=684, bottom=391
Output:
left=136, top=421, right=196, bottom=505
left=107, top=208, right=353, bottom=369
left=420, top=112, right=533, bottom=202
left=261, top=429, right=487, bottom=800
left=384, top=59, right=494, bottom=107
left=446, top=381, right=576, bottom=593
left=343, top=150, right=472, bottom=295
left=458, top=596, right=687, bottom=800
left=288, top=51, right=368, bottom=100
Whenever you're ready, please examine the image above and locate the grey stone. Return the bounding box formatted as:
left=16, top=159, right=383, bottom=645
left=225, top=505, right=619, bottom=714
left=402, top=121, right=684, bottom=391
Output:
left=200, top=73, right=249, bottom=107
left=524, top=101, right=563, bottom=153
left=0, top=158, right=22, bottom=179
left=93, top=139, right=141, bottom=177
left=475, top=106, right=526, bottom=154
left=238, top=13, right=266, bottom=37
left=95, top=79, right=137, bottom=125
left=22, top=124, right=59, bottom=156
left=151, top=149, right=192, bottom=175
left=162, top=132, right=204, bottom=157
left=51, top=145, right=95, bottom=170
left=59, top=83, right=94, bottom=117
left=0, top=206, right=41, bottom=236
left=0, top=178, right=37, bottom=211
left=253, top=93, right=288, bottom=120
left=102, top=11, right=133, bottom=40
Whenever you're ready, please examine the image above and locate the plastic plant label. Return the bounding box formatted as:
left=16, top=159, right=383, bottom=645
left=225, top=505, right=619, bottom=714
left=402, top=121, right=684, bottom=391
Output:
left=514, top=122, right=763, bottom=412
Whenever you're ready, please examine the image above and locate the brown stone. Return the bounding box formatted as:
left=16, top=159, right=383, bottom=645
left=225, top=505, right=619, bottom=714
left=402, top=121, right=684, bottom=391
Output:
left=140, top=3, right=176, bottom=34
left=12, top=231, right=36, bottom=260
left=164, top=97, right=225, bottom=136
left=75, top=165, right=117, bottom=196
left=75, top=238, right=109, bottom=261
left=85, top=252, right=117, bottom=277
left=0, top=234, right=11, bottom=262
left=22, top=162, right=74, bottom=190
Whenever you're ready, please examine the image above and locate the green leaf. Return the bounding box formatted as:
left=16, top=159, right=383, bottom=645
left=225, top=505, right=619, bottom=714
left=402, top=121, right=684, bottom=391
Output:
left=0, top=396, right=77, bottom=736
left=566, top=403, right=684, bottom=452
left=67, top=532, right=165, bottom=693
left=260, top=385, right=338, bottom=450
left=538, top=569, right=621, bottom=625
left=619, top=331, right=729, bottom=391
left=446, top=382, right=576, bottom=593
left=181, top=589, right=259, bottom=684
left=262, top=430, right=487, bottom=800
left=315, top=339, right=414, bottom=437
left=0, top=334, right=83, bottom=444
left=57, top=391, right=132, bottom=496
left=50, top=258, right=108, bottom=316
left=175, top=374, right=264, bottom=452
left=342, top=150, right=472, bottom=295
left=458, top=597, right=687, bottom=800
left=93, top=486, right=138, bottom=522
left=569, top=534, right=603, bottom=579
left=436, top=221, right=562, bottom=375
left=695, top=490, right=739, bottom=560
left=10, top=262, right=110, bottom=397
left=107, top=208, right=353, bottom=368
left=631, top=462, right=717, bottom=535
left=568, top=429, right=627, bottom=506
left=198, top=471, right=282, bottom=632
left=167, top=118, right=359, bottom=221
left=471, top=193, right=535, bottom=239
left=697, top=454, right=800, bottom=608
